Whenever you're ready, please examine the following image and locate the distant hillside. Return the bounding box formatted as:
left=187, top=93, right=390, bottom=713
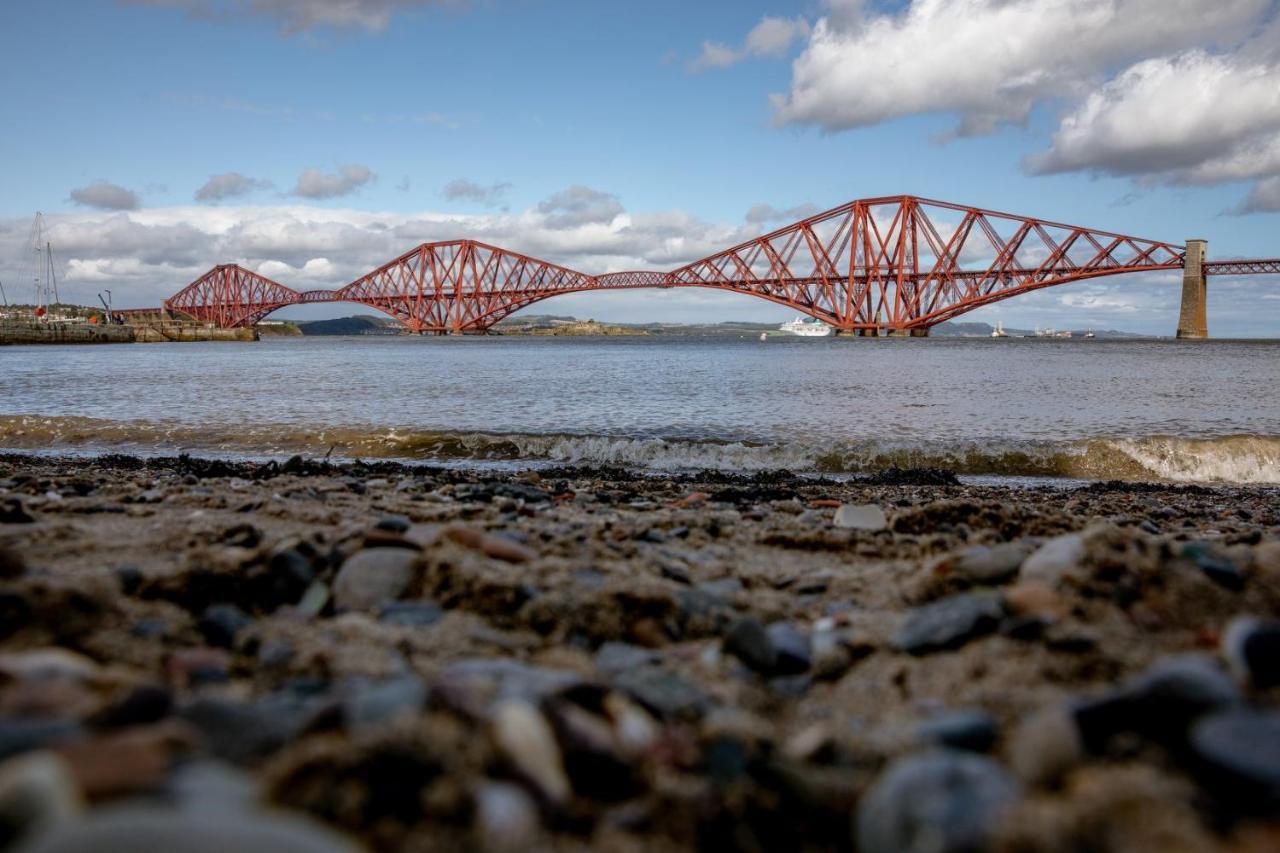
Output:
left=297, top=315, right=401, bottom=336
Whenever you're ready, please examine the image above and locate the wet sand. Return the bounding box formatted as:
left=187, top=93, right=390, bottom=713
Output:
left=1, top=452, right=1278, bottom=851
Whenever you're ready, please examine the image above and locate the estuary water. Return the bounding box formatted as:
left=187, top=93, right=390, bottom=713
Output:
left=1, top=335, right=1278, bottom=484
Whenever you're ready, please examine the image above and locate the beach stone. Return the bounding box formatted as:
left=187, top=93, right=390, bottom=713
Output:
left=1181, top=542, right=1246, bottom=591
left=723, top=618, right=775, bottom=674
left=197, top=604, right=253, bottom=649
left=434, top=659, right=582, bottom=718
left=766, top=622, right=811, bottom=675
left=0, top=720, right=83, bottom=763
left=178, top=695, right=312, bottom=765
left=374, top=515, right=411, bottom=534
left=343, top=675, right=427, bottom=732
left=332, top=548, right=419, bottom=611
left=0, top=751, right=83, bottom=843
left=594, top=642, right=661, bottom=677
left=855, top=749, right=1019, bottom=853
left=917, top=710, right=999, bottom=753
left=833, top=503, right=887, bottom=531
left=1188, top=709, right=1280, bottom=807
left=1019, top=533, right=1085, bottom=585
left=1223, top=617, right=1280, bottom=689
left=612, top=665, right=710, bottom=722
left=1009, top=707, right=1083, bottom=785
left=167, top=760, right=259, bottom=814
left=0, top=498, right=34, bottom=524
left=0, top=649, right=100, bottom=683
left=491, top=700, right=571, bottom=804
left=892, top=593, right=1004, bottom=654
left=55, top=724, right=186, bottom=799
left=90, top=685, right=173, bottom=730
left=13, top=807, right=360, bottom=853
left=113, top=566, right=143, bottom=596
left=378, top=600, right=444, bottom=627
left=1072, top=654, right=1241, bottom=751
left=252, top=549, right=314, bottom=609
left=473, top=782, right=541, bottom=852
left=950, top=542, right=1031, bottom=585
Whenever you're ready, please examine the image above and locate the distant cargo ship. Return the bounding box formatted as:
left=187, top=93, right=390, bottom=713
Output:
left=780, top=316, right=833, bottom=337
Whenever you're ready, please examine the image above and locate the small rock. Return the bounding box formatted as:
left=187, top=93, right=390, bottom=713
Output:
left=473, top=782, right=541, bottom=852
left=917, top=711, right=999, bottom=753
left=612, top=665, right=710, bottom=722
left=0, top=751, right=83, bottom=842
left=374, top=515, right=411, bottom=533
left=378, top=600, right=444, bottom=627
left=178, top=695, right=310, bottom=765
left=892, top=593, right=1004, bottom=655
left=1002, top=581, right=1062, bottom=621
left=0, top=649, right=100, bottom=683
left=1020, top=533, right=1085, bottom=585
left=113, top=566, right=143, bottom=596
left=856, top=749, right=1019, bottom=853
left=594, top=642, right=661, bottom=677
left=197, top=604, right=253, bottom=649
left=252, top=549, right=315, bottom=609
left=723, top=618, right=776, bottom=674
left=1188, top=709, right=1280, bottom=808
left=332, top=548, right=419, bottom=611
left=1223, top=616, right=1280, bottom=689
left=1181, top=542, right=1246, bottom=591
left=0, top=720, right=83, bottom=763
left=434, top=659, right=582, bottom=719
left=765, top=623, right=811, bottom=675
left=1073, top=654, right=1241, bottom=751
left=89, top=685, right=173, bottom=730
left=479, top=534, right=537, bottom=564
left=491, top=700, right=571, bottom=804
left=0, top=497, right=35, bottom=524
left=55, top=723, right=188, bottom=799
left=344, top=676, right=427, bottom=732
left=948, top=542, right=1032, bottom=586
left=833, top=504, right=887, bottom=531
left=13, top=806, right=359, bottom=852
left=1009, top=707, right=1083, bottom=785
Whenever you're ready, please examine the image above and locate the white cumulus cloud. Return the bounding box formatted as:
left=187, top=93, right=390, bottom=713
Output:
left=690, top=15, right=810, bottom=71
left=291, top=165, right=375, bottom=199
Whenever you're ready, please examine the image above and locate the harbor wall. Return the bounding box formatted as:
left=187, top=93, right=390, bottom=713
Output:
left=1, top=322, right=257, bottom=345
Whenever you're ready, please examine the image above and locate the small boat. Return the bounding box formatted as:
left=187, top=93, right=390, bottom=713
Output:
left=759, top=331, right=767, bottom=341
left=991, top=321, right=1008, bottom=338
left=779, top=316, right=833, bottom=337
left=1083, top=330, right=1096, bottom=339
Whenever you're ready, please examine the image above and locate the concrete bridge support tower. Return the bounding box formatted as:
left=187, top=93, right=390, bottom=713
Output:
left=1176, top=239, right=1208, bottom=339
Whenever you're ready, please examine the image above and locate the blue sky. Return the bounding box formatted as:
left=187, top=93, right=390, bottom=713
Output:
left=1, top=0, right=1278, bottom=334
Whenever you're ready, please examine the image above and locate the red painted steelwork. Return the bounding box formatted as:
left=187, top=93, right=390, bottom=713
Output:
left=1204, top=259, right=1280, bottom=276
left=155, top=196, right=1279, bottom=333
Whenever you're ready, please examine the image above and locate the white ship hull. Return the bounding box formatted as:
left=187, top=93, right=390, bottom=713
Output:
left=779, top=317, right=833, bottom=337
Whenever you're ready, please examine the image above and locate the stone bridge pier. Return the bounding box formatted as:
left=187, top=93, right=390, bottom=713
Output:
left=1176, top=239, right=1208, bottom=339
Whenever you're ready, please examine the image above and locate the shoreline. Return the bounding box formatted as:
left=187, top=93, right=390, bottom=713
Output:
left=1, top=451, right=1278, bottom=849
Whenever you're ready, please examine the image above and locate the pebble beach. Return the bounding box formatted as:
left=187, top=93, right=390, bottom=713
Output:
left=1, top=452, right=1278, bottom=851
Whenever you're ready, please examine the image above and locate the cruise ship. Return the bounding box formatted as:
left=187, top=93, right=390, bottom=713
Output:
left=779, top=316, right=833, bottom=337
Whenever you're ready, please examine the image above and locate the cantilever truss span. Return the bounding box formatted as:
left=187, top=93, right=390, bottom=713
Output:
left=160, top=195, right=1279, bottom=334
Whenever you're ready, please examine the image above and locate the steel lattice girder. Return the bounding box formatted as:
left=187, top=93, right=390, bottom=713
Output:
left=151, top=196, right=1278, bottom=331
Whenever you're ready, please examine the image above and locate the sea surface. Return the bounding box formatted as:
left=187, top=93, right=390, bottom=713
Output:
left=2, top=335, right=1278, bottom=484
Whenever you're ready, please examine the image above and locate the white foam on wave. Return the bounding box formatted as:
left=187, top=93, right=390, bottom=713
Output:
left=1102, top=435, right=1280, bottom=484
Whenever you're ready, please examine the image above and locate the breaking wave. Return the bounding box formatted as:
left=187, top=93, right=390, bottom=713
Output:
left=0, top=415, right=1277, bottom=485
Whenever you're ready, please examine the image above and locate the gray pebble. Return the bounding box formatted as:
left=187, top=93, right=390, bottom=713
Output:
left=14, top=806, right=359, bottom=853
left=892, top=593, right=1004, bottom=655
left=833, top=504, right=887, bottom=531
left=856, top=749, right=1019, bottom=853
left=723, top=618, right=776, bottom=674
left=1188, top=709, right=1280, bottom=807
left=917, top=710, right=999, bottom=753
left=332, top=548, right=419, bottom=611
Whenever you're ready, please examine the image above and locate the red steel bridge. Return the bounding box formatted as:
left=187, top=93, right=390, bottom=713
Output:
left=149, top=195, right=1280, bottom=338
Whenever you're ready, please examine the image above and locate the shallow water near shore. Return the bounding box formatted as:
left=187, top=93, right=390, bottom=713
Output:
left=2, top=334, right=1278, bottom=483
